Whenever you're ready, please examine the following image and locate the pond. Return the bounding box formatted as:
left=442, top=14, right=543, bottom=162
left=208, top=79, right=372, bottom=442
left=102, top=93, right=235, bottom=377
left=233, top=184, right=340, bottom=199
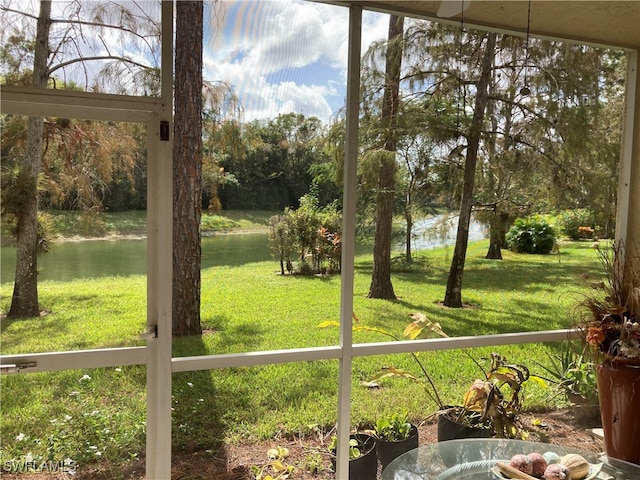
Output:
left=410, top=215, right=486, bottom=250
left=0, top=233, right=271, bottom=284
left=1, top=216, right=486, bottom=284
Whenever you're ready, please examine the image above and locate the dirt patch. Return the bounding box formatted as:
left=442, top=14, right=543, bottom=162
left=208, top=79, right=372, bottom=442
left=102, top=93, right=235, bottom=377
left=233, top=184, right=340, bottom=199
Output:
left=2, top=408, right=604, bottom=480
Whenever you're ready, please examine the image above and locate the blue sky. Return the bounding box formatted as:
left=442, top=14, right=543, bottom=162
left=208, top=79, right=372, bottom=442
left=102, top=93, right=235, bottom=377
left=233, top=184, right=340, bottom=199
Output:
left=204, top=0, right=389, bottom=123
left=0, top=0, right=389, bottom=124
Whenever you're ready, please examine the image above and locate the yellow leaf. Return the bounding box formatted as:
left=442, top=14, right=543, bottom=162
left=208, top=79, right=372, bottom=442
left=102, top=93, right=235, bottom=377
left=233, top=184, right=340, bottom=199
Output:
left=317, top=320, right=339, bottom=328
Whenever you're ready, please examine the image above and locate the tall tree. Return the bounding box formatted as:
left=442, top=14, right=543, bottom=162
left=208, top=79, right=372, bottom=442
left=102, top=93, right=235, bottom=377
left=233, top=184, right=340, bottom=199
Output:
left=172, top=0, right=204, bottom=336
left=5, top=0, right=51, bottom=318
left=476, top=37, right=528, bottom=260
left=220, top=113, right=328, bottom=211
left=443, top=32, right=496, bottom=308
left=368, top=14, right=404, bottom=300
left=1, top=0, right=159, bottom=318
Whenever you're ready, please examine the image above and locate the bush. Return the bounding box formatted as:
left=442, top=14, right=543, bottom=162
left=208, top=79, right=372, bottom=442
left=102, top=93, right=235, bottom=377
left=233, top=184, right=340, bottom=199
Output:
left=560, top=209, right=596, bottom=240
left=506, top=216, right=557, bottom=254
left=268, top=193, right=342, bottom=275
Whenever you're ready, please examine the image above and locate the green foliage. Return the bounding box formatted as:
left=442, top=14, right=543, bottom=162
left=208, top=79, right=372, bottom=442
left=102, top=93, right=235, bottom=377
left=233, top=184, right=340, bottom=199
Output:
left=462, top=353, right=548, bottom=439
left=535, top=342, right=598, bottom=404
left=320, top=312, right=448, bottom=409
left=1, top=240, right=605, bottom=470
left=268, top=214, right=294, bottom=274
left=272, top=192, right=341, bottom=275
left=303, top=452, right=324, bottom=474
left=220, top=113, right=331, bottom=211
left=0, top=163, right=39, bottom=217
left=559, top=209, right=597, bottom=240
left=372, top=412, right=412, bottom=442
left=328, top=437, right=362, bottom=459
left=0, top=163, right=55, bottom=252
left=505, top=216, right=557, bottom=254
left=36, top=212, right=54, bottom=255
left=345, top=314, right=546, bottom=439
left=359, top=149, right=397, bottom=189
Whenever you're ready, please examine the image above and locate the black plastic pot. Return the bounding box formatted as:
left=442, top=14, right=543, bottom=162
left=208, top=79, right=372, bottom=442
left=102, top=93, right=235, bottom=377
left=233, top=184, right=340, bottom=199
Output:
left=375, top=424, right=419, bottom=471
left=436, top=406, right=493, bottom=442
left=330, top=433, right=377, bottom=480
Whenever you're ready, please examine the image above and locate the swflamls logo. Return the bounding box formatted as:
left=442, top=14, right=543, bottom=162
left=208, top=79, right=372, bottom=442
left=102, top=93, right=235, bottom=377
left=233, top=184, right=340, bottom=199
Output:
left=3, top=458, right=77, bottom=473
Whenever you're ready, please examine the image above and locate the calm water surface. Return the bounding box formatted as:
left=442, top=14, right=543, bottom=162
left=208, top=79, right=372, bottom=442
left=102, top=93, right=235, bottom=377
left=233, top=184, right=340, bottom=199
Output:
left=1, top=216, right=486, bottom=284
left=1, top=233, right=271, bottom=284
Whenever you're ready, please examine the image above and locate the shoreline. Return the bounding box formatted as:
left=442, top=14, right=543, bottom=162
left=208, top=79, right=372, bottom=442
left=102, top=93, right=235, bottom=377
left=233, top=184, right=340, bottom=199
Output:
left=1, top=228, right=269, bottom=247
left=52, top=227, right=268, bottom=243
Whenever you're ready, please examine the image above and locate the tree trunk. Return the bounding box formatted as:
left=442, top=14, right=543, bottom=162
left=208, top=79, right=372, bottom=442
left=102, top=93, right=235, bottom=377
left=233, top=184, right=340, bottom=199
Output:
left=172, top=0, right=203, bottom=337
left=405, top=204, right=413, bottom=264
left=444, top=33, right=496, bottom=308
left=8, top=1, right=52, bottom=319
left=485, top=210, right=504, bottom=260
left=369, top=157, right=397, bottom=299
left=368, top=14, right=404, bottom=300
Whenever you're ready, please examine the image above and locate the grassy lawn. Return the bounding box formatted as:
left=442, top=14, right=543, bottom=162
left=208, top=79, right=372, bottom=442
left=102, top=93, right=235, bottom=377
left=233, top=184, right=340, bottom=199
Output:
left=0, top=236, right=604, bottom=472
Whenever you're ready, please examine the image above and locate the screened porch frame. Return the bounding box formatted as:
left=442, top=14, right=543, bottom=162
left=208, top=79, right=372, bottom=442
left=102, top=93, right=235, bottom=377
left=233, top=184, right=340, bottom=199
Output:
left=1, top=1, right=638, bottom=478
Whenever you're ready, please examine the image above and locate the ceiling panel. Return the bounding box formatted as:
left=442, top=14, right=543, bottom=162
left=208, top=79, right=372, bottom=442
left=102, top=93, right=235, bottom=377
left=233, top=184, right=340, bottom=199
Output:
left=318, top=1, right=640, bottom=50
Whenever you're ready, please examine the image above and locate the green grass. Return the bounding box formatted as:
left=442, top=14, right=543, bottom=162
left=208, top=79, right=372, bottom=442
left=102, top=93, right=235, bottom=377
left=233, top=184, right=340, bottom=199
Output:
left=0, top=238, right=604, bottom=474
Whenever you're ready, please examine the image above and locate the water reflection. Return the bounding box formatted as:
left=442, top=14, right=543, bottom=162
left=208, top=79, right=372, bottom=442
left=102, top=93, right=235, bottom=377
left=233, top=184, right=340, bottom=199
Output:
left=1, top=216, right=487, bottom=284
left=409, top=215, right=486, bottom=251
left=1, top=233, right=271, bottom=283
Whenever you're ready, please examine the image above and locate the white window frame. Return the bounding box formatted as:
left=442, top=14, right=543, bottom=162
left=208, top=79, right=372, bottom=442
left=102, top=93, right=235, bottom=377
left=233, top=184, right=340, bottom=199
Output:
left=1, top=2, right=637, bottom=478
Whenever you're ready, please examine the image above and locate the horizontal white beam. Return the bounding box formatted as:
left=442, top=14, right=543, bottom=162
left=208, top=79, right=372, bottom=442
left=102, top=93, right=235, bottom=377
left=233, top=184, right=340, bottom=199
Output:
left=0, top=347, right=147, bottom=374
left=0, top=86, right=162, bottom=122
left=171, top=329, right=581, bottom=373
left=0, top=329, right=581, bottom=375
left=352, top=329, right=582, bottom=357
left=172, top=345, right=343, bottom=372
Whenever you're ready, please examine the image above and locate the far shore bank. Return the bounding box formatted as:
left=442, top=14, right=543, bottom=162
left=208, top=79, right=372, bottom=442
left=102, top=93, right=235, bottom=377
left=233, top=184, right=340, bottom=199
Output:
left=1, top=226, right=270, bottom=247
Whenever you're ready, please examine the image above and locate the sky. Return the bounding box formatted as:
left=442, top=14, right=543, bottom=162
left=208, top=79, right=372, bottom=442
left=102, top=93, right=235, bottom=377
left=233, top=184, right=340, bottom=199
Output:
left=204, top=0, right=390, bottom=123
left=0, top=0, right=390, bottom=124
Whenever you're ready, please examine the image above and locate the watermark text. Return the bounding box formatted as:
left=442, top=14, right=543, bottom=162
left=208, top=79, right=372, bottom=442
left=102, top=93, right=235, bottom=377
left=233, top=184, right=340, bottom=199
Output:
left=3, top=459, right=77, bottom=474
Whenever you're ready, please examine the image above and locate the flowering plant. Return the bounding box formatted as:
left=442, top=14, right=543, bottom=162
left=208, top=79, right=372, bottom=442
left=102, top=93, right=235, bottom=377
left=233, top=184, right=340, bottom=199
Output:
left=579, top=241, right=640, bottom=359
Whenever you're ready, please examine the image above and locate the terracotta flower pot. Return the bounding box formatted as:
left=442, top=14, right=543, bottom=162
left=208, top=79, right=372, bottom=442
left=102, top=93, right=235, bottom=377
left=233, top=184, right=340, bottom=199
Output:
left=597, top=357, right=640, bottom=465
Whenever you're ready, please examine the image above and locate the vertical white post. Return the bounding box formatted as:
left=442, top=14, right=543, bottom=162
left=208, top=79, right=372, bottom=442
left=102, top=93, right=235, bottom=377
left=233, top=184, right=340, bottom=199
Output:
left=336, top=5, right=362, bottom=479
left=146, top=0, right=173, bottom=477
left=616, top=50, right=638, bottom=248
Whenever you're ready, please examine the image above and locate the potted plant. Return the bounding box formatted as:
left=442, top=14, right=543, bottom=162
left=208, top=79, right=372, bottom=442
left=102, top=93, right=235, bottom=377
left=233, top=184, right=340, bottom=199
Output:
left=455, top=353, right=546, bottom=440
left=575, top=240, right=640, bottom=464
left=341, top=314, right=544, bottom=441
left=367, top=412, right=419, bottom=470
left=328, top=433, right=377, bottom=480
left=534, top=342, right=600, bottom=421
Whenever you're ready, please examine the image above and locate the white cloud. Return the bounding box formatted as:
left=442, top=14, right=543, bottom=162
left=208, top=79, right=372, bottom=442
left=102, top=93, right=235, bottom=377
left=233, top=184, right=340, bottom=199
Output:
left=204, top=0, right=389, bottom=122
left=4, top=0, right=389, bottom=122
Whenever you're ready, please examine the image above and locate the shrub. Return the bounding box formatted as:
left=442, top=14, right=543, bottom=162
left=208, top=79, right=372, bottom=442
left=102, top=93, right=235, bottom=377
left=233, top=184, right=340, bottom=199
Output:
left=559, top=209, right=596, bottom=240
left=506, top=216, right=557, bottom=254
left=269, top=192, right=341, bottom=275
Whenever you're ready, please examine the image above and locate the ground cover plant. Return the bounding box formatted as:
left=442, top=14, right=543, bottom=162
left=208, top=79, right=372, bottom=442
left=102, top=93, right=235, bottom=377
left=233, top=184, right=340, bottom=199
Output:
left=0, top=232, right=605, bottom=477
